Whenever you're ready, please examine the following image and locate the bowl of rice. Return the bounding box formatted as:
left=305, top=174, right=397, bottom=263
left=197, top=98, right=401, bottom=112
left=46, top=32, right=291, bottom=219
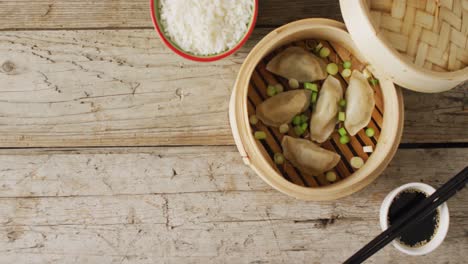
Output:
left=150, top=0, right=258, bottom=62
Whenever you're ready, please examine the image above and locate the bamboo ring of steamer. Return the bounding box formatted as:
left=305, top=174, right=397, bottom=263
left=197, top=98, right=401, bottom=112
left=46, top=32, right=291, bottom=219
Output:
left=229, top=19, right=404, bottom=201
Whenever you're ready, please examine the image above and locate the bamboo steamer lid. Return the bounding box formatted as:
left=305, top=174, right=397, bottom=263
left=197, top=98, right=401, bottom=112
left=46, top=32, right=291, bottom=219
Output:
left=340, top=0, right=468, bottom=93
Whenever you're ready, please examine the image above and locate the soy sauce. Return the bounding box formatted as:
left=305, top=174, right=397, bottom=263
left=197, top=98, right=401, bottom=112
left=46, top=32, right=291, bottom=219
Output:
left=387, top=188, right=440, bottom=247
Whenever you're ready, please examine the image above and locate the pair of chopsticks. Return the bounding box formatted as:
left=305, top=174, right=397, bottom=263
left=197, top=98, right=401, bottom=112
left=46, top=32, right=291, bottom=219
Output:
left=344, top=166, right=468, bottom=264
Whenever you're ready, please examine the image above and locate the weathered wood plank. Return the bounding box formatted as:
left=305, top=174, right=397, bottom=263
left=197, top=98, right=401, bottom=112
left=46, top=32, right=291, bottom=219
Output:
left=1, top=186, right=466, bottom=228
left=0, top=147, right=466, bottom=198
left=402, top=86, right=468, bottom=143
left=0, top=29, right=466, bottom=147
left=0, top=218, right=466, bottom=263
left=0, top=147, right=267, bottom=198
left=0, top=29, right=249, bottom=147
left=0, top=147, right=466, bottom=263
left=0, top=0, right=342, bottom=30
left=0, top=195, right=167, bottom=226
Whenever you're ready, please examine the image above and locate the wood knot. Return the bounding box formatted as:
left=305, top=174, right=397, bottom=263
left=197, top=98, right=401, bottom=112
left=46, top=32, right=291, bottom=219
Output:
left=6, top=228, right=24, bottom=242
left=2, top=61, right=15, bottom=73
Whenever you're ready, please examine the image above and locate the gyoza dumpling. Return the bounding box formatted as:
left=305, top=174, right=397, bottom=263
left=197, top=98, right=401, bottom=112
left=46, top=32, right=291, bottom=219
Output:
left=345, top=70, right=375, bottom=136
left=266, top=46, right=327, bottom=82
left=310, top=76, right=343, bottom=143
left=256, top=90, right=311, bottom=127
left=282, top=136, right=340, bottom=175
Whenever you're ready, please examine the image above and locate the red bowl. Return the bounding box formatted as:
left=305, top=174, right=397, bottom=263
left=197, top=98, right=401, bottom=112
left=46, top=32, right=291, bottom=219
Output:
left=150, top=0, right=258, bottom=62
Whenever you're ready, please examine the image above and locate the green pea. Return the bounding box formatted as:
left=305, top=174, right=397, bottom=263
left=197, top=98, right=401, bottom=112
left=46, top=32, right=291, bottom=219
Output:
left=366, top=128, right=375, bottom=137
left=254, top=131, right=267, bottom=140
left=292, top=115, right=302, bottom=126
left=249, top=115, right=258, bottom=125
left=342, top=68, right=352, bottom=78
left=343, top=61, right=352, bottom=69
left=319, top=47, right=330, bottom=58
left=275, top=83, right=284, bottom=93
left=300, top=114, right=309, bottom=124
left=338, top=127, right=347, bottom=137
left=288, top=78, right=300, bottom=89
left=326, top=171, right=337, bottom=182
left=279, top=124, right=289, bottom=134
left=267, top=85, right=277, bottom=97
left=304, top=82, right=319, bottom=92
left=327, top=63, right=339, bottom=75
left=274, top=153, right=285, bottom=165
left=339, top=99, right=346, bottom=108
left=338, top=112, right=346, bottom=122
left=340, top=135, right=350, bottom=144
left=369, top=78, right=379, bottom=86
left=311, top=92, right=318, bottom=103
left=350, top=156, right=364, bottom=169
left=294, top=125, right=305, bottom=136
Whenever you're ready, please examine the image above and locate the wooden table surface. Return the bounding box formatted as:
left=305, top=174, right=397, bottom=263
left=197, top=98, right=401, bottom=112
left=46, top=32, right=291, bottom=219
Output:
left=0, top=1, right=466, bottom=263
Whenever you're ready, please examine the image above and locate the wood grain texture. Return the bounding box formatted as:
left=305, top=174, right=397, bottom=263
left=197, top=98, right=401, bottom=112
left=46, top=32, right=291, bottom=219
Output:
left=0, top=146, right=466, bottom=263
left=0, top=217, right=465, bottom=264
left=0, top=147, right=267, bottom=198
left=402, top=86, right=468, bottom=143
left=0, top=147, right=465, bottom=197
left=0, top=29, right=466, bottom=147
left=0, top=1, right=466, bottom=263
left=0, top=0, right=342, bottom=30
left=0, top=29, right=249, bottom=147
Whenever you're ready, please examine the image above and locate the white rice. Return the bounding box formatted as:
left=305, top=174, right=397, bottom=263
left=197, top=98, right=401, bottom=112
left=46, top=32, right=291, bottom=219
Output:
left=159, top=0, right=254, bottom=56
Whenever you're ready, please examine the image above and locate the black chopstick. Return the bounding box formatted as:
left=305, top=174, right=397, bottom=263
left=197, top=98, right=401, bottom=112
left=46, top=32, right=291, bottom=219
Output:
left=353, top=171, right=467, bottom=263
left=344, top=166, right=468, bottom=264
left=345, top=167, right=468, bottom=263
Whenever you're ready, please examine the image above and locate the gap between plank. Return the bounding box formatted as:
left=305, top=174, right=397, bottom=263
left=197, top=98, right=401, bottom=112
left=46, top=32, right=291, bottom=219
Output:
left=0, top=25, right=280, bottom=32
left=0, top=26, right=155, bottom=32
left=0, top=143, right=467, bottom=151
left=399, top=142, right=468, bottom=149
left=0, top=189, right=273, bottom=199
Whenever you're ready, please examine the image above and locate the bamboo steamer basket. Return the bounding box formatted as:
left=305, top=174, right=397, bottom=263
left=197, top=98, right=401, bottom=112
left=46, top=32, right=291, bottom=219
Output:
left=341, top=0, right=468, bottom=93
left=229, top=19, right=404, bottom=201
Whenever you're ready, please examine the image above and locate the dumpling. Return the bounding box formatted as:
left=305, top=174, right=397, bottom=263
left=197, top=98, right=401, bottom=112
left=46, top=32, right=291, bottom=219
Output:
left=266, top=46, right=327, bottom=82
left=345, top=70, right=375, bottom=136
left=282, top=136, right=340, bottom=175
left=310, top=75, right=343, bottom=143
left=256, top=90, right=311, bottom=127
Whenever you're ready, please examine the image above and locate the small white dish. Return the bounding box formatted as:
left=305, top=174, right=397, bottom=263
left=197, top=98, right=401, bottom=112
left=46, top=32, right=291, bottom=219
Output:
left=379, top=182, right=450, bottom=256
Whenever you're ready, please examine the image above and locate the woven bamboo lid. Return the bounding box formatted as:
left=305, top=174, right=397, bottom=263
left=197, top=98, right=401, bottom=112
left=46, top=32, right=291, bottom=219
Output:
left=340, top=0, right=468, bottom=93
